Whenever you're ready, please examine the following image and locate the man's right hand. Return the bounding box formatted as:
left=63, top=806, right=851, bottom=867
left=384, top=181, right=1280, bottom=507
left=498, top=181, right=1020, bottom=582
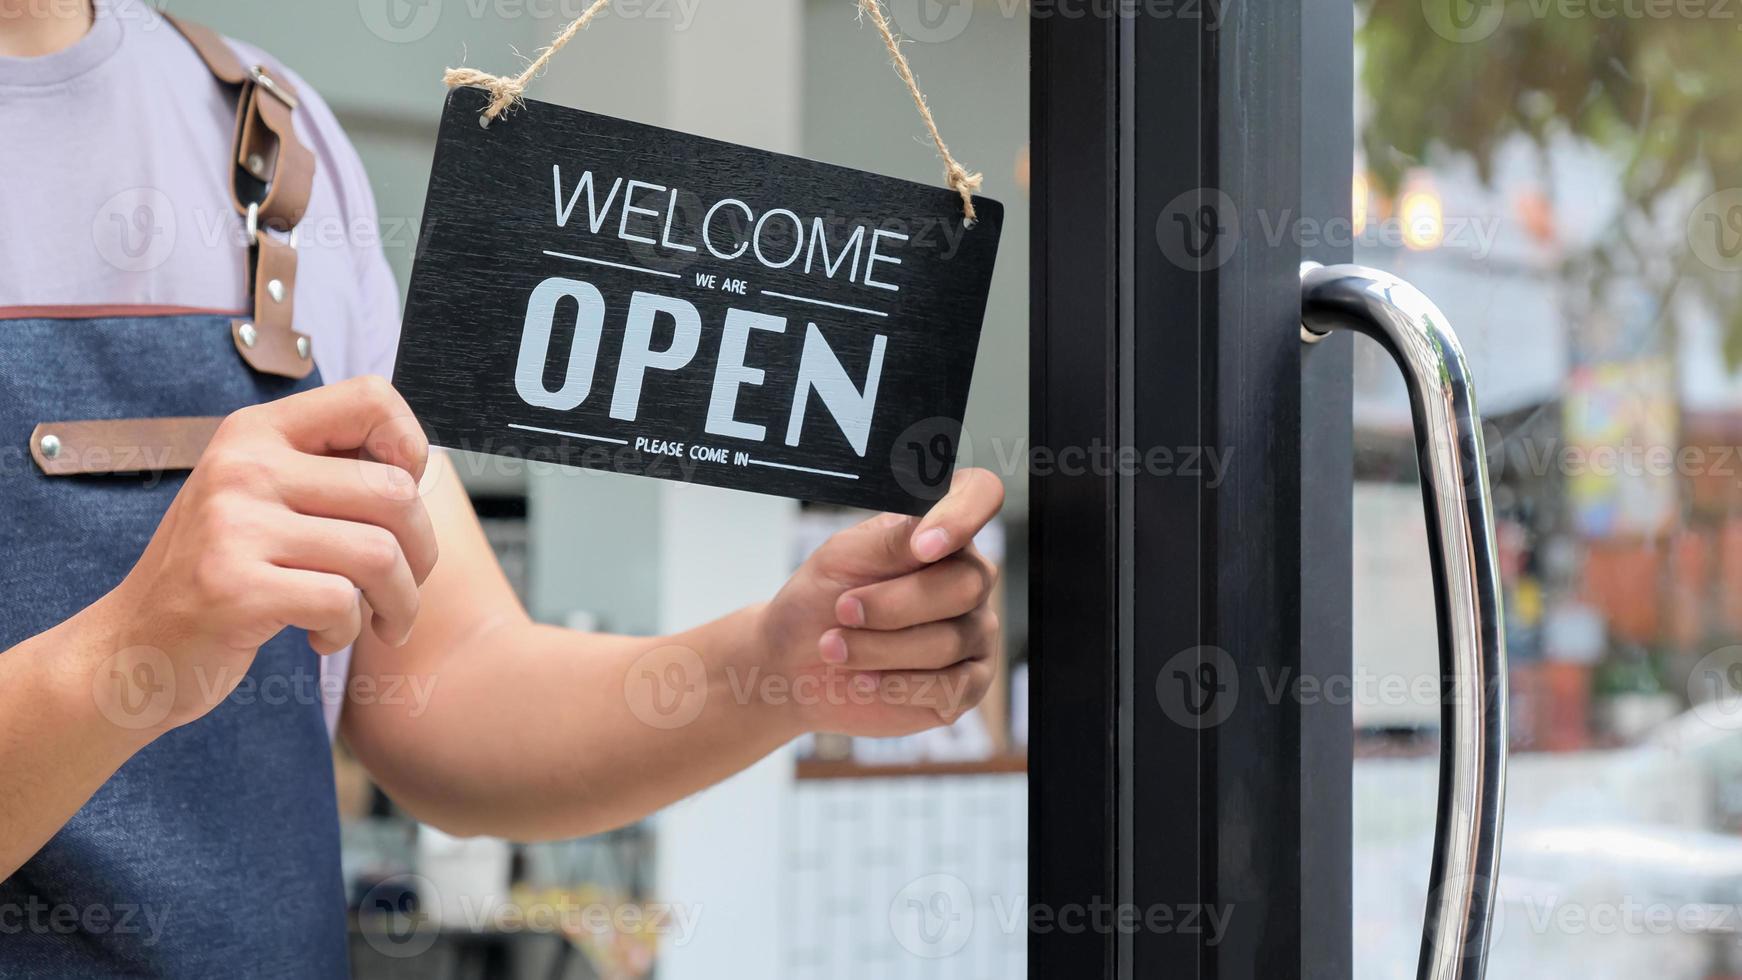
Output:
left=96, top=376, right=439, bottom=733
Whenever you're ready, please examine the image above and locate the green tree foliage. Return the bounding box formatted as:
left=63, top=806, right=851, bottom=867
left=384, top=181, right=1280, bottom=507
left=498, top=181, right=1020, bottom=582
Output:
left=1359, top=0, right=1742, bottom=358
left=1361, top=0, right=1742, bottom=199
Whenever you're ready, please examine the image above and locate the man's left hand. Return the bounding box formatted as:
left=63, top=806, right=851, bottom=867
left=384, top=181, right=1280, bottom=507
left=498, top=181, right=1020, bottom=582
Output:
left=757, top=468, right=1005, bottom=737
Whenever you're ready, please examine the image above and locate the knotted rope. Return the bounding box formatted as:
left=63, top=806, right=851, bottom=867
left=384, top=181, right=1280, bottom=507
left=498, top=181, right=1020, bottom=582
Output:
left=443, top=0, right=983, bottom=223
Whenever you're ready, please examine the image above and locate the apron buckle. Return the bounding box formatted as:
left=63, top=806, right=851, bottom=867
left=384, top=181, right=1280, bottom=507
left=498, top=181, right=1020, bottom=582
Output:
left=247, top=64, right=300, bottom=111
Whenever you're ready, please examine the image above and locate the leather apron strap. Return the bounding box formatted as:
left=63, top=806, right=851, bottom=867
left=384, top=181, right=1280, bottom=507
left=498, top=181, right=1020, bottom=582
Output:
left=167, top=13, right=316, bottom=380
left=32, top=15, right=317, bottom=477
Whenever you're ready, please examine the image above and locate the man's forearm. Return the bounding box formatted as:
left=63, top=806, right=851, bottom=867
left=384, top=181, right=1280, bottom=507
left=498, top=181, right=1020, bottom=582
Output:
left=342, top=603, right=803, bottom=841
left=341, top=453, right=1004, bottom=841
left=0, top=595, right=161, bottom=879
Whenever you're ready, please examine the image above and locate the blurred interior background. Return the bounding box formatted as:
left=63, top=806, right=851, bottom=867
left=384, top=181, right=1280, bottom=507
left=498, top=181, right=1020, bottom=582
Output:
left=163, top=1, right=1028, bottom=977
left=155, top=0, right=1742, bottom=976
left=1353, top=3, right=1742, bottom=976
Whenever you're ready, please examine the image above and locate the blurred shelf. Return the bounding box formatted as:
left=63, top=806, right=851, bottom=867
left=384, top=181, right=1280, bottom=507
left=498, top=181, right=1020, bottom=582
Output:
left=794, top=754, right=1027, bottom=781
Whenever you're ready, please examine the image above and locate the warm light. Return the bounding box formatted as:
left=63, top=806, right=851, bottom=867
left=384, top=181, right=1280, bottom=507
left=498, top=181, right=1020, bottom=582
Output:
left=1514, top=187, right=1556, bottom=245
left=1352, top=172, right=1370, bottom=236
left=1399, top=186, right=1444, bottom=251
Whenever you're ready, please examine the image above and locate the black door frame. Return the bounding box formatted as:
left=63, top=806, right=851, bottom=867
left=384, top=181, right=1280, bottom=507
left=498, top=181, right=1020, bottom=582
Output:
left=1029, top=1, right=1354, bottom=975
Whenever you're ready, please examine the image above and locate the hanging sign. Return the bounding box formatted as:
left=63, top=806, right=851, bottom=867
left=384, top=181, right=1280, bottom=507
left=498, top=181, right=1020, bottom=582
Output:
left=394, top=88, right=1003, bottom=514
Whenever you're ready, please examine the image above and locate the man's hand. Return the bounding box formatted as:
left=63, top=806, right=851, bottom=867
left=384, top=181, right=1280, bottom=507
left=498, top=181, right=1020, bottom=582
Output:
left=757, top=468, right=1005, bottom=737
left=337, top=450, right=1004, bottom=840
left=97, top=376, right=437, bottom=733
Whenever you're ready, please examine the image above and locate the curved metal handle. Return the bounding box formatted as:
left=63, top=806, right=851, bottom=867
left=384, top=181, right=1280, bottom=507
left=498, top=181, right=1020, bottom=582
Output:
left=1300, top=262, right=1508, bottom=980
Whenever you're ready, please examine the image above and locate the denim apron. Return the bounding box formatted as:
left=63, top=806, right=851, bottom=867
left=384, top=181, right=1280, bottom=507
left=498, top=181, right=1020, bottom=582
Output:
left=0, top=12, right=350, bottom=974
left=0, top=312, right=348, bottom=976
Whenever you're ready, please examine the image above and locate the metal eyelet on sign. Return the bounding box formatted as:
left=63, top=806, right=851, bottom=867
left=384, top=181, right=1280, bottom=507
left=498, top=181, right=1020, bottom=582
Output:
left=38, top=434, right=61, bottom=460
left=238, top=322, right=259, bottom=348
left=296, top=336, right=311, bottom=360
left=267, top=279, right=286, bottom=303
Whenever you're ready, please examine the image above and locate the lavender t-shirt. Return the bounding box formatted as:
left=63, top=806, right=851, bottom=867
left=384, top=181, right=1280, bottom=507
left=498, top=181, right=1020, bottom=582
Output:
left=0, top=0, right=401, bottom=734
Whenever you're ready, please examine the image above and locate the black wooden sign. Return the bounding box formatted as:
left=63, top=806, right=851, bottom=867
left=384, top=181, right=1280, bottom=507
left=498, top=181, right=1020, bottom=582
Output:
left=394, top=88, right=1003, bottom=514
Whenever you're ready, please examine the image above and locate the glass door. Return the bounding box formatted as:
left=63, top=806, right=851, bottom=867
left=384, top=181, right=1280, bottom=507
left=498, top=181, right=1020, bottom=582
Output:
left=1351, top=2, right=1742, bottom=977
left=1030, top=1, right=1363, bottom=976
left=1030, top=0, right=1742, bottom=977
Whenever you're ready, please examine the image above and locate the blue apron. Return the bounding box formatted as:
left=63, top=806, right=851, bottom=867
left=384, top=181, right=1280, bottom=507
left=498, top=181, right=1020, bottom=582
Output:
left=0, top=312, right=349, bottom=976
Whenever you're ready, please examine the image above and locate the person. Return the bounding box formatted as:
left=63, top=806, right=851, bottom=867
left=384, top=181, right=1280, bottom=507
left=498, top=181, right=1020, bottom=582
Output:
left=0, top=1, right=1004, bottom=974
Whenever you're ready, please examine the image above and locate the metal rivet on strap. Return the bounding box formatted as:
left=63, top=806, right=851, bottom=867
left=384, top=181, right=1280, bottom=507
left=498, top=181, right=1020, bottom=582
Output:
left=247, top=153, right=267, bottom=178
left=238, top=322, right=259, bottom=348
left=267, top=279, right=285, bottom=303
left=296, top=336, right=312, bottom=360
left=39, top=434, right=61, bottom=460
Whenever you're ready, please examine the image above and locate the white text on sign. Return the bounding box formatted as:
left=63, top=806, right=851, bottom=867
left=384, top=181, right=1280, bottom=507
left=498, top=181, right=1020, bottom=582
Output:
left=514, top=279, right=888, bottom=457
left=554, top=165, right=911, bottom=293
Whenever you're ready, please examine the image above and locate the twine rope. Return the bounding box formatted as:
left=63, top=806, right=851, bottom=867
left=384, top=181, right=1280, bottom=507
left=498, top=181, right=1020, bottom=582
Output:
left=441, top=0, right=612, bottom=122
left=443, top=0, right=982, bottom=222
left=855, top=0, right=983, bottom=222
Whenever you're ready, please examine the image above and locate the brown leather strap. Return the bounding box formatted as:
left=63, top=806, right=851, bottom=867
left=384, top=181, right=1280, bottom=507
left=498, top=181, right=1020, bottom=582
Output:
left=30, top=419, right=224, bottom=476
left=26, top=15, right=321, bottom=480
left=162, top=12, right=314, bottom=378
left=237, top=234, right=314, bottom=379
left=163, top=14, right=248, bottom=83
left=236, top=78, right=316, bottom=230
left=167, top=15, right=314, bottom=231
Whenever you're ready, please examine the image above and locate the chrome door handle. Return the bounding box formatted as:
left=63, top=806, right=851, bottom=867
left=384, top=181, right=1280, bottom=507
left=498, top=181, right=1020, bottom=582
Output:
left=1300, top=263, right=1508, bottom=980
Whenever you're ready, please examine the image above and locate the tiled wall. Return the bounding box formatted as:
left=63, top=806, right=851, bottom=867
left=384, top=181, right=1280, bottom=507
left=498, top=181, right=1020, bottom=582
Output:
left=783, top=775, right=1027, bottom=980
